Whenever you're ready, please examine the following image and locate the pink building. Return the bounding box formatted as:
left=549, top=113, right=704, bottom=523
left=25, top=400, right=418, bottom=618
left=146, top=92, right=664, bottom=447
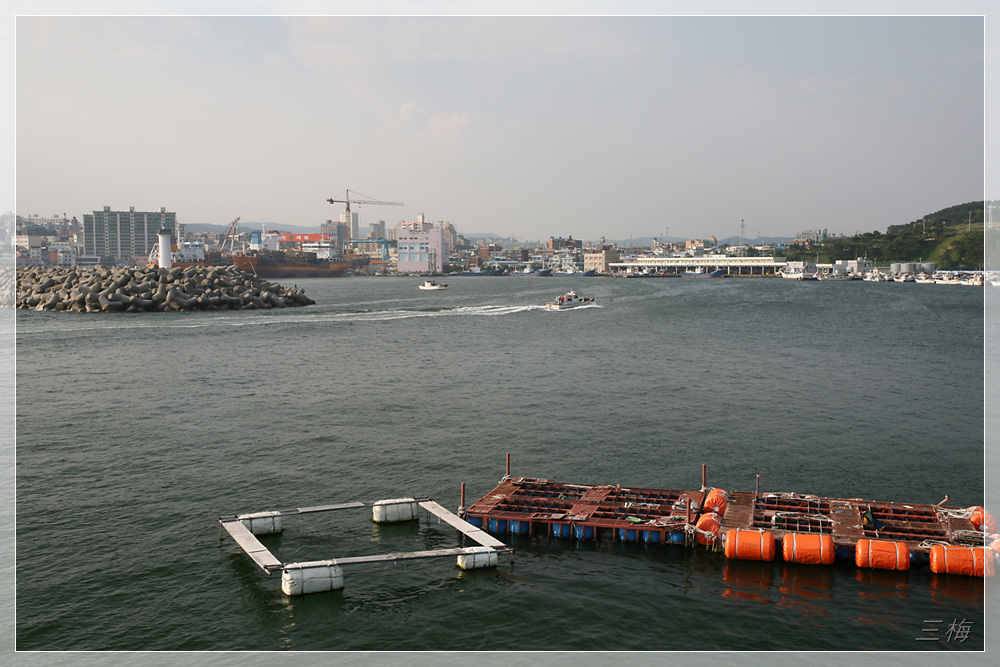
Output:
left=396, top=226, right=446, bottom=274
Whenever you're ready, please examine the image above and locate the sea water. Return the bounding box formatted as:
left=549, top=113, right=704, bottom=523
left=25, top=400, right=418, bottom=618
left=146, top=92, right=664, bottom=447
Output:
left=12, top=276, right=992, bottom=653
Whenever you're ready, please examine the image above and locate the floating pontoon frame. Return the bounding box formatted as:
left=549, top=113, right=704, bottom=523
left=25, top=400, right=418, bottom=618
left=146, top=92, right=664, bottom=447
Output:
left=218, top=497, right=511, bottom=595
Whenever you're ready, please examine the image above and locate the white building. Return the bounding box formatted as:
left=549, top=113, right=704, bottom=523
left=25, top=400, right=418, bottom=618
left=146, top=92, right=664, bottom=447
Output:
left=833, top=258, right=874, bottom=274
left=396, top=226, right=446, bottom=274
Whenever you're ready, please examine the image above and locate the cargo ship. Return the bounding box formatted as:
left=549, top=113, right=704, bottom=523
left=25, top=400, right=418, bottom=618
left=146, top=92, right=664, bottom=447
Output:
left=232, top=251, right=350, bottom=278
left=146, top=240, right=233, bottom=270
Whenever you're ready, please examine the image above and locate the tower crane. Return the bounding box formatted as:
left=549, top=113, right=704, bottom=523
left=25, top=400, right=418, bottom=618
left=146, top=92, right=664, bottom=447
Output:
left=326, top=189, right=404, bottom=212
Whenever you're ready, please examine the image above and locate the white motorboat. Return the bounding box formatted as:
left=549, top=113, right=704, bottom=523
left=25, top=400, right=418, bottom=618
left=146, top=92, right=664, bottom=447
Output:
left=418, top=280, right=447, bottom=290
left=545, top=290, right=595, bottom=310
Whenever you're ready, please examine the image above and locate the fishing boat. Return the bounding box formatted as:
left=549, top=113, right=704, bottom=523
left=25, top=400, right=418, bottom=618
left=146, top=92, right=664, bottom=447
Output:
left=934, top=272, right=963, bottom=285
left=553, top=268, right=596, bottom=277
left=418, top=280, right=447, bottom=290
left=960, top=273, right=984, bottom=286
left=453, top=268, right=506, bottom=276
left=779, top=262, right=818, bottom=280
left=545, top=290, right=595, bottom=310
left=680, top=268, right=726, bottom=278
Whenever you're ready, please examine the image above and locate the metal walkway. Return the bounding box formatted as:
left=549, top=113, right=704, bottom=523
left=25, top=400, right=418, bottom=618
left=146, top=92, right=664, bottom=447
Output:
left=219, top=497, right=510, bottom=575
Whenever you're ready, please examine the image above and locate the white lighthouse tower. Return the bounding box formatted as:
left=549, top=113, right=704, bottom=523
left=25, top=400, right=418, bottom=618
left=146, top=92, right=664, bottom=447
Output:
left=157, top=227, right=172, bottom=269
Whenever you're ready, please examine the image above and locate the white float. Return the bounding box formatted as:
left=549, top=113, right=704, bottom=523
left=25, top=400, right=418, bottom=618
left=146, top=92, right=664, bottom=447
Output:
left=372, top=498, right=419, bottom=523
left=238, top=510, right=283, bottom=535
left=457, top=546, right=498, bottom=570
left=281, top=560, right=345, bottom=596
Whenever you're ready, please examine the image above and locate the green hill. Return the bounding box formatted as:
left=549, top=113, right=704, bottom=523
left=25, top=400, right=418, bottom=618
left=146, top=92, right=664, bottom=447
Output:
left=785, top=201, right=986, bottom=268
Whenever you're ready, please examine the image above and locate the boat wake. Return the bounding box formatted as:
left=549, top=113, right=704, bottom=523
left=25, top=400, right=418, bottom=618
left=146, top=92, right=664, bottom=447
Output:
left=17, top=304, right=549, bottom=336
left=323, top=304, right=539, bottom=322
left=542, top=303, right=601, bottom=312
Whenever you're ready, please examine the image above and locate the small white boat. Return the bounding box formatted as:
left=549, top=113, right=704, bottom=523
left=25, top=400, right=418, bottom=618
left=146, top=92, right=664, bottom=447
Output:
left=960, top=273, right=984, bottom=286
left=418, top=280, right=447, bottom=290
left=545, top=290, right=595, bottom=310
left=934, top=273, right=962, bottom=285
left=779, top=264, right=818, bottom=280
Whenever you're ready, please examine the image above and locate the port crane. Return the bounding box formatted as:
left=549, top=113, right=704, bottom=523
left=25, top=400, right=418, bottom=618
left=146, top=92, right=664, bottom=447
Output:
left=326, top=189, right=404, bottom=212
left=221, top=217, right=241, bottom=254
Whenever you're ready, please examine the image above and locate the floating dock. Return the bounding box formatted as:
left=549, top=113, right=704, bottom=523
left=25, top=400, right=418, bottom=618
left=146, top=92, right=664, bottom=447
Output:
left=219, top=462, right=997, bottom=596
left=460, top=459, right=997, bottom=577
left=219, top=497, right=510, bottom=595
left=461, top=475, right=706, bottom=544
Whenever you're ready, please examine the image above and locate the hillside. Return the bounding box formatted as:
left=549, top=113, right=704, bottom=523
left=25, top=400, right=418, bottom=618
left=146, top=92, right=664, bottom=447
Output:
left=785, top=201, right=986, bottom=269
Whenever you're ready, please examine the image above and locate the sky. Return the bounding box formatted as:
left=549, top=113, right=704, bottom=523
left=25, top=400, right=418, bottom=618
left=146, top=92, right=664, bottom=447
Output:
left=9, top=3, right=993, bottom=243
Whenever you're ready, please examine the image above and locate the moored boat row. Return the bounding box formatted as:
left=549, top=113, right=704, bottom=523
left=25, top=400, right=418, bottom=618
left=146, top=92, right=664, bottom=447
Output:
left=862, top=270, right=986, bottom=285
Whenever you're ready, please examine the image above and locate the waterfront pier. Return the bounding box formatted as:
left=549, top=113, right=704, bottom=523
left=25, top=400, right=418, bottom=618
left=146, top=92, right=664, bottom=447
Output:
left=610, top=255, right=786, bottom=276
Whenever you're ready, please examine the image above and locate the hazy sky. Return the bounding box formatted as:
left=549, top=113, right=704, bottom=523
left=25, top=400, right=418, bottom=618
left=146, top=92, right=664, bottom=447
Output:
left=12, top=7, right=989, bottom=242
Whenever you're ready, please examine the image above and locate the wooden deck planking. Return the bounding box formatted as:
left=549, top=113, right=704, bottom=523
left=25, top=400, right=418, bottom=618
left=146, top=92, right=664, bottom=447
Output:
left=719, top=491, right=755, bottom=530
left=828, top=500, right=865, bottom=544
left=220, top=520, right=283, bottom=572
left=419, top=500, right=508, bottom=549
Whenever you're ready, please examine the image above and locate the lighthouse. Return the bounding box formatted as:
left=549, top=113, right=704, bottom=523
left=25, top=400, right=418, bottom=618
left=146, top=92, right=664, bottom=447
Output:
left=157, top=228, right=172, bottom=269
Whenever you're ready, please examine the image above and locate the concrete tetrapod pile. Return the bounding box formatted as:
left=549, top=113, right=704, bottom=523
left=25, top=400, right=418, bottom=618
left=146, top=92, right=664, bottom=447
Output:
left=15, top=264, right=315, bottom=312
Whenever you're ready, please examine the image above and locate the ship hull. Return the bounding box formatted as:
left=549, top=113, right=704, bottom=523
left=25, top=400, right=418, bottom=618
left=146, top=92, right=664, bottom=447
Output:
left=232, top=254, right=348, bottom=278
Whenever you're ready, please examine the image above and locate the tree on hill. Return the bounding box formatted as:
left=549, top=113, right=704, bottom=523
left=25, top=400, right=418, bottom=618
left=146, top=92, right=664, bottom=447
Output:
left=784, top=201, right=984, bottom=266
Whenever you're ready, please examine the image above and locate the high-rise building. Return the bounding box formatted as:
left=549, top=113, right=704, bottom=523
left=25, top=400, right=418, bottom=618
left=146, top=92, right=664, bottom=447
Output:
left=439, top=221, right=457, bottom=250
left=341, top=211, right=359, bottom=240
left=369, top=220, right=386, bottom=239
left=82, top=206, right=176, bottom=263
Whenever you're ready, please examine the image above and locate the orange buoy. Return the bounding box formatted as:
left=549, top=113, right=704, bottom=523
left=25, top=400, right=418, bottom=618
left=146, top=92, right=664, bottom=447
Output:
left=703, top=488, right=729, bottom=516
left=967, top=506, right=997, bottom=533
left=724, top=528, right=776, bottom=561
left=929, top=545, right=996, bottom=577
left=855, top=538, right=910, bottom=571
left=695, top=512, right=721, bottom=546
left=782, top=533, right=835, bottom=566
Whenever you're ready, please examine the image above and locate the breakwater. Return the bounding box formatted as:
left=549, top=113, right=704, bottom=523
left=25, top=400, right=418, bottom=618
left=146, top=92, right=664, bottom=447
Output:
left=14, top=264, right=314, bottom=312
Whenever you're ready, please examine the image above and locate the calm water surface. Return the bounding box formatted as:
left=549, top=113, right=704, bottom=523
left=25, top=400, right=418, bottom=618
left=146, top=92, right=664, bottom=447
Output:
left=13, top=276, right=993, bottom=655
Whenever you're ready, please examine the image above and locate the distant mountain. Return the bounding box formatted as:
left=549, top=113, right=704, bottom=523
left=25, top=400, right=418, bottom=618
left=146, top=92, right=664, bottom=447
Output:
left=717, top=236, right=793, bottom=246
left=464, top=234, right=794, bottom=247
left=184, top=222, right=321, bottom=234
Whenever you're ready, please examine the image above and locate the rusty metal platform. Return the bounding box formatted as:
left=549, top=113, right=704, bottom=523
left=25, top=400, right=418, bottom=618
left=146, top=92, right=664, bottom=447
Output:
left=464, top=474, right=985, bottom=555
left=463, top=476, right=706, bottom=541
